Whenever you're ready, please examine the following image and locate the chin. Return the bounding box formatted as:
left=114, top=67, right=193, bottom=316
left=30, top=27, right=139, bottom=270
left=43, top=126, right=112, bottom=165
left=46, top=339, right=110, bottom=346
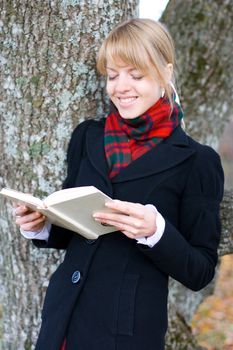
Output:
left=120, top=115, right=137, bottom=119
left=118, top=109, right=140, bottom=120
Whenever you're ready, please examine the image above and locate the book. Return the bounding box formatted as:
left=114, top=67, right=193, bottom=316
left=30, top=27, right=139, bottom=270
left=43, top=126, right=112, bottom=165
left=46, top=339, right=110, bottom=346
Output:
left=0, top=186, right=118, bottom=240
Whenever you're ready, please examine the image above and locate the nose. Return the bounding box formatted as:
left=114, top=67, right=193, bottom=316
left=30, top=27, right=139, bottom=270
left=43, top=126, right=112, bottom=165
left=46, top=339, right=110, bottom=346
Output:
left=114, top=75, right=131, bottom=93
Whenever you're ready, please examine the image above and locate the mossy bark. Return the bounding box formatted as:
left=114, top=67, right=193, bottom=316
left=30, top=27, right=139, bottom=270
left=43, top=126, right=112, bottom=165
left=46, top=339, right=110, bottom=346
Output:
left=162, top=0, right=233, bottom=148
left=162, top=1, right=233, bottom=348
left=0, top=0, right=232, bottom=349
left=0, top=1, right=138, bottom=349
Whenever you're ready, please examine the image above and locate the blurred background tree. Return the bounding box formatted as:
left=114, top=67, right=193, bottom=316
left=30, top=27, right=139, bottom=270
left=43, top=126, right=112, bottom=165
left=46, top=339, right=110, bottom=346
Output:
left=0, top=0, right=232, bottom=349
left=162, top=1, right=233, bottom=348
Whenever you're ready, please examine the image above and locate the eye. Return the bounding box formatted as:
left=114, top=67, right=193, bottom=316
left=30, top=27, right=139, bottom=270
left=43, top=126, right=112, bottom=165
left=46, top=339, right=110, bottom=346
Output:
left=131, top=71, right=144, bottom=80
left=132, top=75, right=144, bottom=80
left=107, top=75, right=118, bottom=81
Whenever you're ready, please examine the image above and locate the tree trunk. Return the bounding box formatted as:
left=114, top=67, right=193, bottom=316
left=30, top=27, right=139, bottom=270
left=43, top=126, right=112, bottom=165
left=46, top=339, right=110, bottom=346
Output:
left=161, top=1, right=233, bottom=348
left=1, top=0, right=233, bottom=349
left=0, top=1, right=138, bottom=349
left=162, top=0, right=233, bottom=147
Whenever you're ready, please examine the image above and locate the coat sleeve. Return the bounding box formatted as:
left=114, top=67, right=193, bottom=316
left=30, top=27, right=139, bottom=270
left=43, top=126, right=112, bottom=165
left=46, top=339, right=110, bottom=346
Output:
left=33, top=120, right=92, bottom=250
left=138, top=145, right=224, bottom=291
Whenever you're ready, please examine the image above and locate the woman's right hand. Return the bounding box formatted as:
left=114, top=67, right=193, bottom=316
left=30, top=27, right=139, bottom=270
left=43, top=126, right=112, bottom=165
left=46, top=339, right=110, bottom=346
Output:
left=14, top=204, right=46, bottom=232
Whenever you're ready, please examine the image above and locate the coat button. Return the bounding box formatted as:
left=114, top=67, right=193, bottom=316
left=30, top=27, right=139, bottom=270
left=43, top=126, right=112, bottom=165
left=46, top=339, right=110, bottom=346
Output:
left=71, top=271, right=81, bottom=284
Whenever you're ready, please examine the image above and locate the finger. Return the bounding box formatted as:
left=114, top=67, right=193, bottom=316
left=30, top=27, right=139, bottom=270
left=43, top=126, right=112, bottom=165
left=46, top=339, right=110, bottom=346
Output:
left=105, top=200, right=145, bottom=219
left=15, top=211, right=44, bottom=226
left=95, top=217, right=142, bottom=236
left=14, top=205, right=30, bottom=216
left=94, top=211, right=142, bottom=229
left=20, top=217, right=46, bottom=232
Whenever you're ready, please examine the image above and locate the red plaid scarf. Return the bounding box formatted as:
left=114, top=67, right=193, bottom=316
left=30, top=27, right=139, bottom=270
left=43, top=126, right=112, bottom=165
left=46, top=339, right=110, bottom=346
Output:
left=105, top=96, right=183, bottom=178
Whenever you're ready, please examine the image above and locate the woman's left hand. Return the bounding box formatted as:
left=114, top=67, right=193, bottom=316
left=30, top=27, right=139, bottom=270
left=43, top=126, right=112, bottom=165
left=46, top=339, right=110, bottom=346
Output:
left=93, top=200, right=157, bottom=239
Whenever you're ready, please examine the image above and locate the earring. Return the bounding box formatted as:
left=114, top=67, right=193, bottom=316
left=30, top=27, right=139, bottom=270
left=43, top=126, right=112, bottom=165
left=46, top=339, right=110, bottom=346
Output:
left=161, top=87, right=165, bottom=98
left=169, top=81, right=180, bottom=105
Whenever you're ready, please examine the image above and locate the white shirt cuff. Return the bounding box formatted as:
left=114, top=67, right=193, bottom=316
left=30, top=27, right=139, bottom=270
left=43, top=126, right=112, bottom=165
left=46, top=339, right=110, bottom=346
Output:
left=136, top=204, right=165, bottom=248
left=20, top=221, right=51, bottom=241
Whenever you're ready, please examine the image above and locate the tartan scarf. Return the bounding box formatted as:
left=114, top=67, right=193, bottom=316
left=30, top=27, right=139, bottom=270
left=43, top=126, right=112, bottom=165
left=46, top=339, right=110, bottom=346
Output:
left=104, top=96, right=183, bottom=178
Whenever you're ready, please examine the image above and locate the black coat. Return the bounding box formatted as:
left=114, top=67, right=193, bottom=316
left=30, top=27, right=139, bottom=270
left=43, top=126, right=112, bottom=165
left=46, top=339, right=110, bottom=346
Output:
left=34, top=119, right=224, bottom=350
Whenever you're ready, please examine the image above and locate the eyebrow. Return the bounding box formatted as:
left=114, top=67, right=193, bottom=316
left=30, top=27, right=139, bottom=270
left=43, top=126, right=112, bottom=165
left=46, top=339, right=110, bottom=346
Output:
left=106, top=66, right=140, bottom=73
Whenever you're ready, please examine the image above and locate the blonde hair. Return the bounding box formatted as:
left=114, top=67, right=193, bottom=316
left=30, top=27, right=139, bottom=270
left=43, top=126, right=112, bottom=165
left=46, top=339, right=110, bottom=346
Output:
left=97, top=18, right=176, bottom=106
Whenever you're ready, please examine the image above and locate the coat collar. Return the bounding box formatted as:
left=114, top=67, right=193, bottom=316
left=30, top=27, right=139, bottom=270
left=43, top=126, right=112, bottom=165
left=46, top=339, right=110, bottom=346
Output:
left=86, top=122, right=195, bottom=184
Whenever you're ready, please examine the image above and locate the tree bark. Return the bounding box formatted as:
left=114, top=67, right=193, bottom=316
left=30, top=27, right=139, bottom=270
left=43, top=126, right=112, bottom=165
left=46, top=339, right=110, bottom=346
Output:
left=162, top=0, right=233, bottom=148
left=1, top=0, right=233, bottom=349
left=0, top=1, right=138, bottom=349
left=161, top=1, right=233, bottom=348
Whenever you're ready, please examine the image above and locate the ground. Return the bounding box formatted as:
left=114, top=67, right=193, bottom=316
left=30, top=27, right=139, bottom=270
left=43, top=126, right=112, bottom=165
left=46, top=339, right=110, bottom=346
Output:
left=192, top=254, right=233, bottom=350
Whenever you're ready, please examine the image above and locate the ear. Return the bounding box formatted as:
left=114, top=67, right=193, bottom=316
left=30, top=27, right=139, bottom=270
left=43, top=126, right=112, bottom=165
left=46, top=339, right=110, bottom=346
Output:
left=165, top=63, right=173, bottom=82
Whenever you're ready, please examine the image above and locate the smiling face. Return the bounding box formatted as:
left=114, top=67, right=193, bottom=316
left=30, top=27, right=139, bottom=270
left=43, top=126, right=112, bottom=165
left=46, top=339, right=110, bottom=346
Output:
left=106, top=60, right=162, bottom=119
left=97, top=19, right=176, bottom=116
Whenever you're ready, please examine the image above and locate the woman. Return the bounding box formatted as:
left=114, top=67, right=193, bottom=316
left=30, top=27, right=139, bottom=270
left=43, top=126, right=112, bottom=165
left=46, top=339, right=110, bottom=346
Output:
left=15, top=19, right=224, bottom=350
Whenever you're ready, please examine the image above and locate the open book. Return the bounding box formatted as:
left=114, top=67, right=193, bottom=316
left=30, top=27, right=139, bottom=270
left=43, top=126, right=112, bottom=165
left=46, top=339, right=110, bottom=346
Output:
left=0, top=186, right=118, bottom=240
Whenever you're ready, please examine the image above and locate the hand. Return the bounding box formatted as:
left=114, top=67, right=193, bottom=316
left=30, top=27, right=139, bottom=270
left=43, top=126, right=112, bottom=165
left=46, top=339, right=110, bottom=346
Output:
left=93, top=200, right=157, bottom=239
left=13, top=204, right=46, bottom=232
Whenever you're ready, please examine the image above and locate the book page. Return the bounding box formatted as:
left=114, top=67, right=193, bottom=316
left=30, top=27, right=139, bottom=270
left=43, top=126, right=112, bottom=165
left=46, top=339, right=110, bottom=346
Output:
left=44, top=186, right=102, bottom=206
left=0, top=188, right=43, bottom=210
left=45, top=191, right=116, bottom=238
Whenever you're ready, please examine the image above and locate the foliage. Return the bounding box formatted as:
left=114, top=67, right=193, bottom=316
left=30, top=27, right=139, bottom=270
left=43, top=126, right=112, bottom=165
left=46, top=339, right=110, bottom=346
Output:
left=192, top=255, right=233, bottom=350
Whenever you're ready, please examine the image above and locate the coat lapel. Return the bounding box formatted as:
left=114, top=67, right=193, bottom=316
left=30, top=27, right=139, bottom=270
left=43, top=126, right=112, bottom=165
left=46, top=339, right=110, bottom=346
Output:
left=85, top=120, right=110, bottom=180
left=86, top=123, right=196, bottom=184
